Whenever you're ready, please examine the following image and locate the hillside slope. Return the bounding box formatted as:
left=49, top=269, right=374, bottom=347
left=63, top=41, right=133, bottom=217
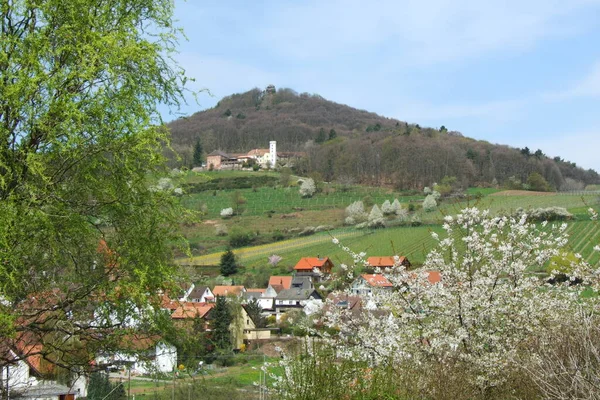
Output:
left=167, top=86, right=599, bottom=190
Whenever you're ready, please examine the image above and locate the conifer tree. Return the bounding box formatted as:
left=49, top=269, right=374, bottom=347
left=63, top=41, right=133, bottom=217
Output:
left=220, top=249, right=238, bottom=276
left=212, top=296, right=232, bottom=350
left=193, top=138, right=204, bottom=167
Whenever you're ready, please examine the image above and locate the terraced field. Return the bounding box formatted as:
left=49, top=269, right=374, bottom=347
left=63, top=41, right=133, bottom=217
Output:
left=182, top=185, right=420, bottom=219
left=566, top=220, right=600, bottom=267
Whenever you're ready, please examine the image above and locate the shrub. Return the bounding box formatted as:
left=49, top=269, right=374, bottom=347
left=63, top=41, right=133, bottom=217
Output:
left=299, top=178, right=316, bottom=198
left=381, top=200, right=394, bottom=215
left=367, top=205, right=385, bottom=228
left=396, top=206, right=408, bottom=221
left=220, top=207, right=233, bottom=218
left=423, top=194, right=437, bottom=212
left=228, top=228, right=252, bottom=248
left=215, top=224, right=228, bottom=236
left=518, top=206, right=573, bottom=222
left=299, top=226, right=316, bottom=236
left=391, top=199, right=402, bottom=214
left=345, top=201, right=367, bottom=224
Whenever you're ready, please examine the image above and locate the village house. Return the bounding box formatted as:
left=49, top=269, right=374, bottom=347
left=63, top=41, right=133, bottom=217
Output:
left=187, top=285, right=214, bottom=303
left=242, top=289, right=275, bottom=311
left=206, top=150, right=239, bottom=170
left=351, top=274, right=394, bottom=296
left=1, top=344, right=83, bottom=399
left=268, top=276, right=293, bottom=293
left=230, top=306, right=272, bottom=349
left=293, top=257, right=333, bottom=281
left=367, top=256, right=411, bottom=269
left=274, top=276, right=323, bottom=320
left=96, top=335, right=177, bottom=375
left=212, top=285, right=246, bottom=298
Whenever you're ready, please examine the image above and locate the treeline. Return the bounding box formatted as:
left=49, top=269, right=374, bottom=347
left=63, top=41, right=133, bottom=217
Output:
left=167, top=87, right=599, bottom=190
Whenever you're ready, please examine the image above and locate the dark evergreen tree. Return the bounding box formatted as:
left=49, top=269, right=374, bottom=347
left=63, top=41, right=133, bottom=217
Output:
left=212, top=296, right=232, bottom=350
left=193, top=138, right=203, bottom=167
left=315, top=128, right=326, bottom=143
left=220, top=249, right=238, bottom=276
left=245, top=298, right=265, bottom=328
left=87, top=372, right=111, bottom=400
left=87, top=372, right=126, bottom=400
left=328, top=129, right=337, bottom=140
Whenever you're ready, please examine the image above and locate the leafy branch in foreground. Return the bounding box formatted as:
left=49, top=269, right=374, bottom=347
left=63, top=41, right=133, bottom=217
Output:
left=0, top=0, right=191, bottom=378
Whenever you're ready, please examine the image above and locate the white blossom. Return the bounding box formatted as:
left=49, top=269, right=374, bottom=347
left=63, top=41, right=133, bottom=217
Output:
left=220, top=207, right=233, bottom=218
left=299, top=178, right=316, bottom=198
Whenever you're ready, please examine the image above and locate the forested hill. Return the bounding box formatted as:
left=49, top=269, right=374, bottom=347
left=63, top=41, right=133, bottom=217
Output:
left=167, top=86, right=599, bottom=190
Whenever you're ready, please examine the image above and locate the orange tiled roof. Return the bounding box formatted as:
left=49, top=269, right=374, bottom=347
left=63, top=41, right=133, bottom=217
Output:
left=294, top=257, right=330, bottom=271
left=246, top=288, right=266, bottom=294
left=425, top=271, right=441, bottom=284
left=212, top=285, right=245, bottom=296
left=268, top=276, right=293, bottom=290
left=367, top=256, right=407, bottom=267
left=361, top=274, right=393, bottom=287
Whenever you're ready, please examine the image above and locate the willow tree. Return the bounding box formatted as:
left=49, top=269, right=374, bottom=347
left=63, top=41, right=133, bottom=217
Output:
left=0, top=0, right=189, bottom=376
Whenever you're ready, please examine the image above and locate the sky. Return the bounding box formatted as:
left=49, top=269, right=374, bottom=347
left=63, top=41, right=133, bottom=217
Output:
left=165, top=0, right=600, bottom=172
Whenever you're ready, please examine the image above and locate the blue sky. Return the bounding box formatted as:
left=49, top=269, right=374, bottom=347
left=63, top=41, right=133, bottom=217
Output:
left=166, top=0, right=600, bottom=172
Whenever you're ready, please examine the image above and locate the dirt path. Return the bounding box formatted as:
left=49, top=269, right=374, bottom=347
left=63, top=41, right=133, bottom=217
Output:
left=178, top=230, right=360, bottom=266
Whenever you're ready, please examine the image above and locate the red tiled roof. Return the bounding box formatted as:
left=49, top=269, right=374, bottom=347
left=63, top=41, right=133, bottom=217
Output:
left=409, top=270, right=442, bottom=285
left=171, top=302, right=214, bottom=319
left=294, top=257, right=330, bottom=271
left=361, top=274, right=393, bottom=287
left=268, top=276, right=293, bottom=290
left=212, top=285, right=245, bottom=296
left=247, top=149, right=270, bottom=156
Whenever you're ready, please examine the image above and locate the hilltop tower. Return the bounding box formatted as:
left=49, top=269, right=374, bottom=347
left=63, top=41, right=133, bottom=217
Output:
left=269, top=141, right=277, bottom=168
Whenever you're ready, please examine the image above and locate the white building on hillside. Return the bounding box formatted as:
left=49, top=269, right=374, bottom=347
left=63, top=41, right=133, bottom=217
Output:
left=269, top=141, right=277, bottom=168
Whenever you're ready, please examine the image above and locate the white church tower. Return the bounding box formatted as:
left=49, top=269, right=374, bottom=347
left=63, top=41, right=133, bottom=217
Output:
left=269, top=140, right=277, bottom=168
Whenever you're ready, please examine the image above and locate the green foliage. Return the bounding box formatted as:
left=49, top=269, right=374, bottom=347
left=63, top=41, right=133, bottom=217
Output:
left=527, top=172, right=552, bottom=192
left=220, top=249, right=238, bottom=276
left=87, top=372, right=126, bottom=400
left=182, top=175, right=278, bottom=193
left=328, top=129, right=337, bottom=140
left=212, top=296, right=232, bottom=350
left=279, top=167, right=292, bottom=187
left=231, top=191, right=247, bottom=215
left=228, top=228, right=253, bottom=248
left=245, top=298, right=266, bottom=328
left=0, top=0, right=188, bottom=371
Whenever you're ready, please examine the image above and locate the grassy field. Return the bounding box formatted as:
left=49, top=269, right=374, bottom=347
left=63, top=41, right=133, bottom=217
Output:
left=181, top=224, right=445, bottom=269
left=120, top=356, right=280, bottom=399
left=174, top=170, right=600, bottom=270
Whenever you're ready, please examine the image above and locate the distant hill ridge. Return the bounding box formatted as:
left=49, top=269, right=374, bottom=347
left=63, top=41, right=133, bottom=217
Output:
left=167, top=86, right=599, bottom=190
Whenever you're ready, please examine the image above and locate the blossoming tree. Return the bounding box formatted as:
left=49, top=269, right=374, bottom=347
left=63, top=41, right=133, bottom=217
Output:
left=276, top=207, right=600, bottom=396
